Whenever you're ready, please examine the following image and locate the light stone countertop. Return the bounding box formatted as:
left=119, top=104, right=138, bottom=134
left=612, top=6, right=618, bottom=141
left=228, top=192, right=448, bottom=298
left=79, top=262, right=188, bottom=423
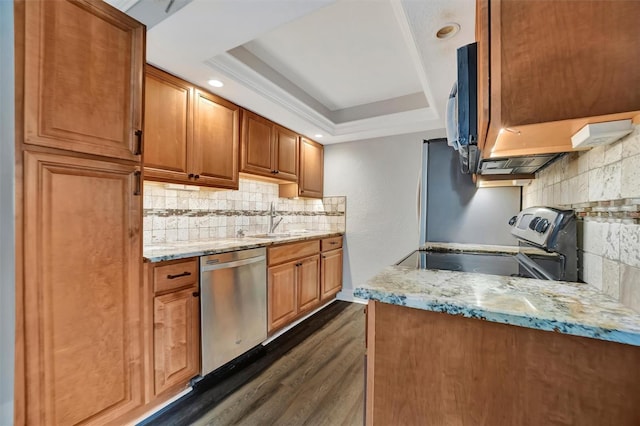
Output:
left=144, top=231, right=343, bottom=263
left=355, top=243, right=640, bottom=347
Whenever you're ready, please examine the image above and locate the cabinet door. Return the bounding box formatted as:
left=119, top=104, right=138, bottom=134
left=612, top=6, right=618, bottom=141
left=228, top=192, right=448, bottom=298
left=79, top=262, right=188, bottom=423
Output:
left=22, top=151, right=143, bottom=425
left=154, top=287, right=200, bottom=396
left=192, top=89, right=240, bottom=189
left=321, top=249, right=343, bottom=300
left=144, top=66, right=193, bottom=184
left=299, top=137, right=324, bottom=198
left=298, top=255, right=321, bottom=314
left=21, top=0, right=144, bottom=161
left=274, top=125, right=299, bottom=182
left=268, top=262, right=298, bottom=334
left=240, top=110, right=275, bottom=177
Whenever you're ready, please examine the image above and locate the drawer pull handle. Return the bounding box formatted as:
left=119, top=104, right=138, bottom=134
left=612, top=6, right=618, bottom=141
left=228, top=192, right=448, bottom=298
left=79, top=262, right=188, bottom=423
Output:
left=167, top=271, right=191, bottom=279
left=330, top=241, right=338, bottom=245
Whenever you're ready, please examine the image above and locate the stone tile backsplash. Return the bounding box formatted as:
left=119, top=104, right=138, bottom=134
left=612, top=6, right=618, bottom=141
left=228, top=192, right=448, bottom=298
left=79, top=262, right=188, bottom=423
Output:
left=143, top=178, right=346, bottom=244
left=522, top=123, right=640, bottom=311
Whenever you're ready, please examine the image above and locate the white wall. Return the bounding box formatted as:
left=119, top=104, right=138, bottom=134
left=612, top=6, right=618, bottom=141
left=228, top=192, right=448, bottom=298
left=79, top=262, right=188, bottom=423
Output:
left=324, top=130, right=444, bottom=297
left=0, top=0, right=15, bottom=423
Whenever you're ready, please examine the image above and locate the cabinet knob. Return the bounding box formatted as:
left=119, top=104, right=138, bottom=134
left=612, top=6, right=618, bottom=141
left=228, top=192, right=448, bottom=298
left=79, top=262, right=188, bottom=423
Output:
left=194, top=174, right=200, bottom=179
left=192, top=291, right=200, bottom=297
left=188, top=173, right=195, bottom=179
left=275, top=170, right=280, bottom=174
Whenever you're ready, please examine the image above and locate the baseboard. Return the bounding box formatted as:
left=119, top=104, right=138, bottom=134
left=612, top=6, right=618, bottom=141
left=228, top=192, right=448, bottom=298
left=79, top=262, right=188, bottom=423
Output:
left=262, top=298, right=337, bottom=345
left=128, top=388, right=192, bottom=426
left=336, top=289, right=368, bottom=305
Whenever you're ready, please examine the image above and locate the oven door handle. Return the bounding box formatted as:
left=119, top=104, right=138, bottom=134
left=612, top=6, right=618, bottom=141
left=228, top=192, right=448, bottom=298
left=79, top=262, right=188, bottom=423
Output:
left=515, top=253, right=555, bottom=280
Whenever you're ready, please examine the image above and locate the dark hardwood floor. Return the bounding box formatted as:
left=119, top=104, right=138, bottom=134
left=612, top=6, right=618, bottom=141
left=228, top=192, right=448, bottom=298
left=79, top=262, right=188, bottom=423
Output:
left=193, top=302, right=365, bottom=426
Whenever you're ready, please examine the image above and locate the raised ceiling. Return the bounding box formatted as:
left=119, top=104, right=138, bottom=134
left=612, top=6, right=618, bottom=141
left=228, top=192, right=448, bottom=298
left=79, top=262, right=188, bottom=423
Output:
left=106, top=0, right=476, bottom=144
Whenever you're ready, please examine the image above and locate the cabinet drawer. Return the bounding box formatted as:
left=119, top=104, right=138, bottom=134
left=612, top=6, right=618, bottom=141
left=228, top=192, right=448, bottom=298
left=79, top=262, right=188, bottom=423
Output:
left=154, top=258, right=198, bottom=294
left=321, top=236, right=343, bottom=252
left=268, top=240, right=320, bottom=266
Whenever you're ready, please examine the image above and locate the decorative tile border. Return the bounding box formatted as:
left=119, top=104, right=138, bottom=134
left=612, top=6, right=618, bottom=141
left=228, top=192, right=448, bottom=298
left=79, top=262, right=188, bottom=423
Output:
left=144, top=208, right=346, bottom=218
left=573, top=198, right=640, bottom=223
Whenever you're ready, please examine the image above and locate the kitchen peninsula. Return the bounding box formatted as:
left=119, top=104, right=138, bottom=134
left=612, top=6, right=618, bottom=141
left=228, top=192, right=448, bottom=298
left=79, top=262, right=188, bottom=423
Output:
left=356, top=248, right=640, bottom=426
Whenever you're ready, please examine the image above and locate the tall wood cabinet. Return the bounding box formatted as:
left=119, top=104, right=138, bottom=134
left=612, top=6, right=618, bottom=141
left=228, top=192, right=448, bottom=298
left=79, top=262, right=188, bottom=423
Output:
left=143, top=66, right=240, bottom=189
left=21, top=0, right=144, bottom=160
left=15, top=1, right=145, bottom=424
left=240, top=109, right=299, bottom=182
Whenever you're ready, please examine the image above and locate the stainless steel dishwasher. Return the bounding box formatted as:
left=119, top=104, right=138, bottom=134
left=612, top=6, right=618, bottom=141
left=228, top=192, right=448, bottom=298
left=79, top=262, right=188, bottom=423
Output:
left=200, top=247, right=267, bottom=376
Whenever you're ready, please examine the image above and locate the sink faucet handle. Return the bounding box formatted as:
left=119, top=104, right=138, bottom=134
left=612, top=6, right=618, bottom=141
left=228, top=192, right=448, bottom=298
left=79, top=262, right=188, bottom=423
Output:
left=237, top=229, right=245, bottom=238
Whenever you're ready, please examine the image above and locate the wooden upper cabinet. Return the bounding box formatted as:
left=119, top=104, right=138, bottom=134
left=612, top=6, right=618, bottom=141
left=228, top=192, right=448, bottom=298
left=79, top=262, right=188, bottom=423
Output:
left=144, top=66, right=192, bottom=183
left=479, top=0, right=640, bottom=158
left=192, top=89, right=240, bottom=189
left=142, top=67, right=239, bottom=189
left=240, top=110, right=299, bottom=182
left=22, top=151, right=143, bottom=425
left=299, top=137, right=324, bottom=198
left=21, top=0, right=144, bottom=161
left=241, top=110, right=275, bottom=176
left=273, top=125, right=299, bottom=182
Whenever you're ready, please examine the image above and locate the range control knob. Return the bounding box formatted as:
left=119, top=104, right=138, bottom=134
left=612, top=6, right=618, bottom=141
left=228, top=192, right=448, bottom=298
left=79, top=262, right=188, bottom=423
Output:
left=535, top=219, right=550, bottom=233
left=508, top=216, right=517, bottom=226
left=529, top=217, right=541, bottom=230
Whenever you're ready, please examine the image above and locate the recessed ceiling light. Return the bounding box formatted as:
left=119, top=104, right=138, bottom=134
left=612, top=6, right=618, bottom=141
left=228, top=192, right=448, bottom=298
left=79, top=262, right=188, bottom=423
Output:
left=314, top=134, right=323, bottom=138
left=435, top=23, right=460, bottom=40
left=208, top=79, right=224, bottom=88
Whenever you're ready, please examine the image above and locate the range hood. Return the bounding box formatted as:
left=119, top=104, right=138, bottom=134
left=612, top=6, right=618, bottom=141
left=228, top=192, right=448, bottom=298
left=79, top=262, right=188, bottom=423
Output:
left=477, top=153, right=560, bottom=176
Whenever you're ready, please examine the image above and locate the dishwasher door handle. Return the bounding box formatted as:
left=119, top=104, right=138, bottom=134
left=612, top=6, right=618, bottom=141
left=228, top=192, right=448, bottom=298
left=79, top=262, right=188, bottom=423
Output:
left=201, top=255, right=266, bottom=272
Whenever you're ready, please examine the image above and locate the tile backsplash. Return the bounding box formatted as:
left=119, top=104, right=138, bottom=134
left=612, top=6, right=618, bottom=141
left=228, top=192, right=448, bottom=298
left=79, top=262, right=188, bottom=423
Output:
left=522, top=123, right=640, bottom=311
left=143, top=178, right=345, bottom=244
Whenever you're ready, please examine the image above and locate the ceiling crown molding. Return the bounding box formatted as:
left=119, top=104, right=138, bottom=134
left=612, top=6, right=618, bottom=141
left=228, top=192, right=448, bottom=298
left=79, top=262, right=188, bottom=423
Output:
left=206, top=51, right=442, bottom=141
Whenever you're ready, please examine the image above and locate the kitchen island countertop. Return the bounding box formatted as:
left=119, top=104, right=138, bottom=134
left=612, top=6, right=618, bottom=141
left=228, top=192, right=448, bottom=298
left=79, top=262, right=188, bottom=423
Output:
left=355, top=247, right=640, bottom=347
left=144, top=231, right=343, bottom=263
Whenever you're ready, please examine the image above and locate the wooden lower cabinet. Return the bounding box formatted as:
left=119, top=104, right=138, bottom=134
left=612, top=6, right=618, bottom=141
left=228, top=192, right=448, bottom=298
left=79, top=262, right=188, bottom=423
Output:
left=153, top=287, right=200, bottom=396
left=267, top=240, right=321, bottom=334
left=268, top=238, right=340, bottom=334
left=267, top=255, right=320, bottom=333
left=297, top=255, right=321, bottom=313
left=366, top=301, right=640, bottom=425
left=145, top=258, right=201, bottom=403
left=268, top=262, right=299, bottom=333
left=21, top=151, right=144, bottom=425
left=321, top=248, right=343, bottom=301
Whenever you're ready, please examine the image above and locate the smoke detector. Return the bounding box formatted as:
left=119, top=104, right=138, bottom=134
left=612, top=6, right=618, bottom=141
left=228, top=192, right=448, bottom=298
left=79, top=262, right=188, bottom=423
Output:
left=571, top=119, right=633, bottom=149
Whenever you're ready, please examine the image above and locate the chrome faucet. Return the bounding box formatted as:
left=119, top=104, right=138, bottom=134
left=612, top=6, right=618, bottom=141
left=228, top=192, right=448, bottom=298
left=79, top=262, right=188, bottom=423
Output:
left=269, top=202, right=283, bottom=234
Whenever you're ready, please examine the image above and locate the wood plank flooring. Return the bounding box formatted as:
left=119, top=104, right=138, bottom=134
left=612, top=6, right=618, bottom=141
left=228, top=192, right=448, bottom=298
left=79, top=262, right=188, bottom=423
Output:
left=193, top=302, right=365, bottom=426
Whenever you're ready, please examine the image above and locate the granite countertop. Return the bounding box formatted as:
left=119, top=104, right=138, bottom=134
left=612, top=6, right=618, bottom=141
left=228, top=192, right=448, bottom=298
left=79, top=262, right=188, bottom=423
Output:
left=144, top=231, right=343, bottom=262
left=355, top=243, right=640, bottom=347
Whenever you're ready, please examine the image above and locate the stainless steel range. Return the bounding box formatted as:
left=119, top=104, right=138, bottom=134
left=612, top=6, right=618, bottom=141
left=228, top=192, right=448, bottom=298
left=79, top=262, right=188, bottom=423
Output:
left=398, top=207, right=578, bottom=281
